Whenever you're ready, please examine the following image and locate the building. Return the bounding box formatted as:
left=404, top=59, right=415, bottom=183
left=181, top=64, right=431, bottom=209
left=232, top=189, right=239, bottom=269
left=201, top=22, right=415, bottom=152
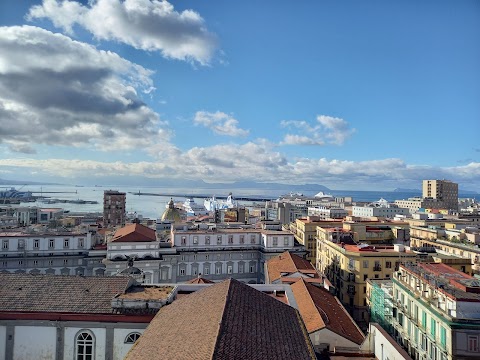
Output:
left=0, top=230, right=104, bottom=276
left=392, top=263, right=480, bottom=360
left=0, top=273, right=158, bottom=360
left=316, top=226, right=418, bottom=330
left=104, top=221, right=307, bottom=284
left=125, top=279, right=317, bottom=360
left=307, top=206, right=348, bottom=220
left=423, top=180, right=459, bottom=212
left=103, top=190, right=126, bottom=227
left=352, top=198, right=410, bottom=218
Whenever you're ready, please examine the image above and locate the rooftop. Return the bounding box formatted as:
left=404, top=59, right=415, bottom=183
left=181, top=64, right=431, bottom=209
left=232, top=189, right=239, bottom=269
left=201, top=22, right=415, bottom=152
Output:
left=125, top=279, right=316, bottom=360
left=111, top=223, right=156, bottom=243
left=267, top=251, right=321, bottom=283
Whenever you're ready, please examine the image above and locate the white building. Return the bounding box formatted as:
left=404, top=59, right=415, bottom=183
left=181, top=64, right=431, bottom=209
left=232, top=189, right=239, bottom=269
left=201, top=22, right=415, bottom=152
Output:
left=353, top=198, right=410, bottom=218
left=307, top=206, right=348, bottom=219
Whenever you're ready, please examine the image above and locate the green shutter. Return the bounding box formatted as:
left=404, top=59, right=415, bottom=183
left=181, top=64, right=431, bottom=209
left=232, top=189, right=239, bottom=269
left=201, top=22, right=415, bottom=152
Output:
left=431, top=318, right=436, bottom=336
left=440, top=326, right=446, bottom=348
left=422, top=311, right=427, bottom=328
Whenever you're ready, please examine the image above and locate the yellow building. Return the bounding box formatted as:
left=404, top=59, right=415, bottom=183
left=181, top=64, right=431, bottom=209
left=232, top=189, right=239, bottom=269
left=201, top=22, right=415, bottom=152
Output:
left=316, top=227, right=417, bottom=330
left=288, top=218, right=341, bottom=263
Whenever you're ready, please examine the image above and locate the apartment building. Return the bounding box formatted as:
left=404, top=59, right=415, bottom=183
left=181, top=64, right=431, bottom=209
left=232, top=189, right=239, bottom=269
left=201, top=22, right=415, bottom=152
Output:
left=423, top=180, right=459, bottom=212
left=392, top=263, right=480, bottom=360
left=352, top=198, right=410, bottom=218
left=316, top=227, right=417, bottom=330
left=103, top=190, right=126, bottom=227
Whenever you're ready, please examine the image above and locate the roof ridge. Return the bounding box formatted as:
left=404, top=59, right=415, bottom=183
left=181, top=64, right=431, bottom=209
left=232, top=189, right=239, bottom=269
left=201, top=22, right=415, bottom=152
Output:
left=297, top=278, right=326, bottom=332
left=211, top=278, right=234, bottom=360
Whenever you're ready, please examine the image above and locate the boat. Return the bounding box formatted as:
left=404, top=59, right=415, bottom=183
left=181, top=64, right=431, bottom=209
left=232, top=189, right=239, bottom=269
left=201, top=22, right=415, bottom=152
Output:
left=0, top=187, right=33, bottom=201
left=204, top=193, right=237, bottom=212
left=182, top=198, right=209, bottom=216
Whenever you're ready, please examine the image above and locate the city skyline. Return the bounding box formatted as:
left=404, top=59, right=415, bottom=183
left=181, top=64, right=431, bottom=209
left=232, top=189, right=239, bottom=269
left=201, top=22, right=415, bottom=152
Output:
left=0, top=0, right=479, bottom=190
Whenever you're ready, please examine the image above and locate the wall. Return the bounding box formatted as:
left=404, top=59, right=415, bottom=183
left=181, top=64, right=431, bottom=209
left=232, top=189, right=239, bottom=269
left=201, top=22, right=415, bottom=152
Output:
left=64, top=327, right=106, bottom=360
left=113, top=328, right=145, bottom=360
left=310, top=328, right=360, bottom=350
left=13, top=326, right=56, bottom=360
left=0, top=326, right=5, bottom=360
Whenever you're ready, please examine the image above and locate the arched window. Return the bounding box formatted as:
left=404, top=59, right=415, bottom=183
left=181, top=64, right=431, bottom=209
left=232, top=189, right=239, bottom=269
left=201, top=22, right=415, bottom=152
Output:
left=76, top=330, right=95, bottom=360
left=124, top=332, right=141, bottom=344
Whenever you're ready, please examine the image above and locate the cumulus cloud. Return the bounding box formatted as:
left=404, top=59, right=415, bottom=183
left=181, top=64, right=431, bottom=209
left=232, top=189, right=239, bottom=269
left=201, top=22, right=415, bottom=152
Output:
left=194, top=111, right=249, bottom=137
left=0, top=25, right=170, bottom=153
left=280, top=115, right=355, bottom=146
left=27, top=0, right=218, bottom=65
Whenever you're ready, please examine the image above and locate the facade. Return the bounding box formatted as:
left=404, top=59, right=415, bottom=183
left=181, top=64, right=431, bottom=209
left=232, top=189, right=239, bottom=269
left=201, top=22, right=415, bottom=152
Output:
left=316, top=227, right=418, bottom=330
left=103, top=190, right=126, bottom=227
left=392, top=263, right=480, bottom=360
left=423, top=180, right=459, bottom=212
left=0, top=230, right=105, bottom=276
left=104, top=222, right=307, bottom=285
left=352, top=198, right=410, bottom=218
left=307, top=206, right=348, bottom=220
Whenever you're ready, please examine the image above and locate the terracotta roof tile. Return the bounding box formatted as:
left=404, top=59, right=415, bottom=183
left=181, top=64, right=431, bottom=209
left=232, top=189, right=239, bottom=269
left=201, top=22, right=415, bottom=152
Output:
left=125, top=279, right=316, bottom=360
left=0, top=273, right=131, bottom=314
left=291, top=279, right=365, bottom=345
left=267, top=251, right=320, bottom=283
left=111, top=223, right=156, bottom=243
left=186, top=277, right=215, bottom=284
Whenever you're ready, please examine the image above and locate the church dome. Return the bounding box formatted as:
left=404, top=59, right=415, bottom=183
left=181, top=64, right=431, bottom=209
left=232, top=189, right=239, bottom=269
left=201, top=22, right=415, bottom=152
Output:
left=161, top=198, right=181, bottom=222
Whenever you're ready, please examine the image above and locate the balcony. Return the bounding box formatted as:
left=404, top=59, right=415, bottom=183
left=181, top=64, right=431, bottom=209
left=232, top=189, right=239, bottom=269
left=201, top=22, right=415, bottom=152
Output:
left=373, top=265, right=382, bottom=271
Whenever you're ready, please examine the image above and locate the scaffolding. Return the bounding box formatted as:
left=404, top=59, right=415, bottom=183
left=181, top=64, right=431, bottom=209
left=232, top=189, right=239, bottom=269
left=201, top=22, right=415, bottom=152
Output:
left=370, top=280, right=394, bottom=334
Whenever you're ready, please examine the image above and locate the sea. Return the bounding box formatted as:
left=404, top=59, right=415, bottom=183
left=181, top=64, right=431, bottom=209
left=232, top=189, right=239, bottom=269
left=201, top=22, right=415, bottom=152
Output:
left=1, top=184, right=477, bottom=219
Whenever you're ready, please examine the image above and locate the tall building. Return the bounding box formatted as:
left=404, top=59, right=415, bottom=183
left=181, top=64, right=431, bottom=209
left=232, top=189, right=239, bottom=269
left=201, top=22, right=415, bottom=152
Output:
left=423, top=180, right=459, bottom=211
left=103, top=190, right=126, bottom=227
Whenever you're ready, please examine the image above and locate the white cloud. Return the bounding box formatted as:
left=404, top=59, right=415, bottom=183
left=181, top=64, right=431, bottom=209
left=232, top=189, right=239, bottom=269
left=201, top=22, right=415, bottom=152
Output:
left=27, top=0, right=218, bottom=65
left=0, top=25, right=170, bottom=153
left=194, top=111, right=249, bottom=137
left=280, top=115, right=355, bottom=146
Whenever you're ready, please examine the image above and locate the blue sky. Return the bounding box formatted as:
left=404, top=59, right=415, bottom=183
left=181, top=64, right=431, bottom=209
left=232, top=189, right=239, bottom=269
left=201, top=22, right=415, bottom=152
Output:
left=0, top=0, right=479, bottom=190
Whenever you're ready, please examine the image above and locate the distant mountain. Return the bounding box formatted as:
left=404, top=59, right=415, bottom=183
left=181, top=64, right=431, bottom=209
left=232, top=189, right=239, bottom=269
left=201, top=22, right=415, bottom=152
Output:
left=0, top=178, right=60, bottom=186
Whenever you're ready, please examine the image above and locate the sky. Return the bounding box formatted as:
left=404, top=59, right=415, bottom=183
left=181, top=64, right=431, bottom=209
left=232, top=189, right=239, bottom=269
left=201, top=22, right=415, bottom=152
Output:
left=0, top=0, right=479, bottom=190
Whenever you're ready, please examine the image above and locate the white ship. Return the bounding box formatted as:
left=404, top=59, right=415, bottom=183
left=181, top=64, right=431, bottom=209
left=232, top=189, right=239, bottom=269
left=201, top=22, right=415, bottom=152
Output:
left=183, top=198, right=209, bottom=216
left=204, top=193, right=237, bottom=212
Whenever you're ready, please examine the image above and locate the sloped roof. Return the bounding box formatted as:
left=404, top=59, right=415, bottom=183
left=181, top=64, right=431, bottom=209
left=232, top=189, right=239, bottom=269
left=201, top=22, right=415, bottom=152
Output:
left=125, top=279, right=316, bottom=360
left=186, top=277, right=215, bottom=284
left=0, top=273, right=131, bottom=314
left=291, top=279, right=365, bottom=345
left=267, top=251, right=320, bottom=283
left=111, top=223, right=156, bottom=242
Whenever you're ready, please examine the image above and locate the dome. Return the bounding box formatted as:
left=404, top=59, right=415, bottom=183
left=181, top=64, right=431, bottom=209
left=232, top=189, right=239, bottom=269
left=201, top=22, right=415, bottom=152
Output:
left=161, top=198, right=182, bottom=222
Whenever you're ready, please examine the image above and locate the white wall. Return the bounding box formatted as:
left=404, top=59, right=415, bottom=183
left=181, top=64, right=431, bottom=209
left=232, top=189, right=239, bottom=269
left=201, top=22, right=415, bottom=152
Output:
left=64, top=327, right=106, bottom=360
left=14, top=326, right=56, bottom=360
left=112, top=328, right=145, bottom=360
left=0, top=326, right=5, bottom=360
left=310, top=328, right=360, bottom=349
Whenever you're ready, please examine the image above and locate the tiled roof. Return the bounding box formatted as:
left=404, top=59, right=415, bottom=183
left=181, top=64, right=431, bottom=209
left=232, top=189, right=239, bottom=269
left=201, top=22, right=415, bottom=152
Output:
left=267, top=251, right=320, bottom=283
left=0, top=273, right=131, bottom=314
left=291, top=279, right=365, bottom=345
left=111, top=223, right=156, bottom=242
left=186, top=277, right=215, bottom=284
left=125, top=279, right=316, bottom=360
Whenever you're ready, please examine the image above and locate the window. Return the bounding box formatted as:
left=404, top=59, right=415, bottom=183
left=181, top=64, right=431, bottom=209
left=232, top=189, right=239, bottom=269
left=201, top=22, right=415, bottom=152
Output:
left=272, top=237, right=278, bottom=246
left=33, top=260, right=38, bottom=266
left=468, top=335, right=479, bottom=352
left=228, top=236, right=233, bottom=244
left=440, top=326, right=446, bottom=349
left=124, top=332, right=141, bottom=344
left=251, top=235, right=255, bottom=244
left=431, top=318, right=436, bottom=337
left=227, top=265, right=233, bottom=274
left=78, top=238, right=84, bottom=248
left=205, top=254, right=209, bottom=260
left=250, top=264, right=255, bottom=273
left=240, top=235, right=244, bottom=244
left=34, top=239, right=39, bottom=249
left=364, top=274, right=368, bottom=281
left=193, top=254, right=197, bottom=261
left=193, top=236, right=198, bottom=245
left=76, top=330, right=94, bottom=360
left=386, top=261, right=392, bottom=268
left=422, top=311, right=427, bottom=329
left=363, top=260, right=369, bottom=268
left=215, top=266, right=222, bottom=274
left=192, top=267, right=198, bottom=276
left=204, top=266, right=210, bottom=275
left=18, top=260, right=23, bottom=266
left=64, top=239, right=69, bottom=248
left=180, top=268, right=185, bottom=276
left=205, top=236, right=210, bottom=245
left=2, top=261, right=6, bottom=267
left=284, top=237, right=289, bottom=246
left=181, top=236, right=186, bottom=245
left=2, top=240, right=8, bottom=250
left=48, top=260, right=53, bottom=266
left=239, top=264, right=244, bottom=273
left=429, top=343, right=437, bottom=360
left=49, top=239, right=54, bottom=248
left=64, top=259, right=68, bottom=265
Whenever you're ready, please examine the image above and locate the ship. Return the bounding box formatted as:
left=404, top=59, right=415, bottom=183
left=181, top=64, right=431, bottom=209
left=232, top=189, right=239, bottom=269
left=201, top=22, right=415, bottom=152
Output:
left=182, top=198, right=209, bottom=216
left=0, top=187, right=33, bottom=200
left=204, top=193, right=237, bottom=212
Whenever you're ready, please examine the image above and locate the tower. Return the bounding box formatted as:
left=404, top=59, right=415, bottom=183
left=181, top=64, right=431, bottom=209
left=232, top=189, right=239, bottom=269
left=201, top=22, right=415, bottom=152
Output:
left=422, top=179, right=458, bottom=211
left=103, top=190, right=126, bottom=227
